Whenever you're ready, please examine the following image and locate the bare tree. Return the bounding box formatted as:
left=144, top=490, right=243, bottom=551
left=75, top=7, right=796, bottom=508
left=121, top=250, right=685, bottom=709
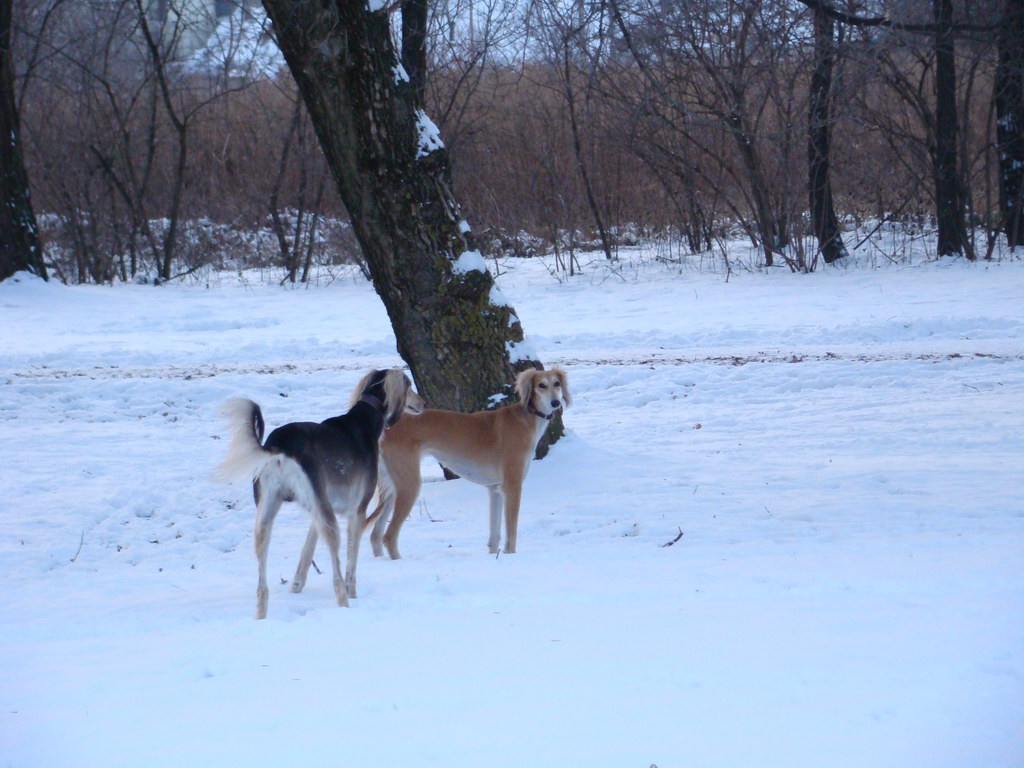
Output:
left=0, top=0, right=47, bottom=281
left=535, top=0, right=616, bottom=261
left=802, top=0, right=1001, bottom=259
left=424, top=0, right=525, bottom=151
left=995, top=0, right=1024, bottom=247
left=609, top=0, right=806, bottom=267
left=267, top=93, right=332, bottom=283
left=133, top=0, right=264, bottom=279
left=807, top=2, right=848, bottom=264
left=17, top=0, right=263, bottom=282
left=931, top=0, right=970, bottom=257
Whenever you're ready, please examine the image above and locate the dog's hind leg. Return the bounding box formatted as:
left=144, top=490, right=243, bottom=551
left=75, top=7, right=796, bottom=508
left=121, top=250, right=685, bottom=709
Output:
left=382, top=462, right=421, bottom=561
left=317, top=509, right=349, bottom=608
left=345, top=505, right=366, bottom=599
left=487, top=485, right=503, bottom=554
left=291, top=523, right=318, bottom=593
left=254, top=490, right=284, bottom=620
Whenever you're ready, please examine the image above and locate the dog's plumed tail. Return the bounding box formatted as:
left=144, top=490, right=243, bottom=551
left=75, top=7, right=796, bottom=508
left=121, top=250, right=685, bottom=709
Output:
left=214, top=398, right=271, bottom=482
left=363, top=457, right=395, bottom=534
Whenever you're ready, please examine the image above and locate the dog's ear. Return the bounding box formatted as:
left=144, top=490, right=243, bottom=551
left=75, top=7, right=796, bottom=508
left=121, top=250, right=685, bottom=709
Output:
left=515, top=368, right=537, bottom=408
left=348, top=369, right=378, bottom=410
left=382, top=368, right=408, bottom=427
left=552, top=366, right=571, bottom=408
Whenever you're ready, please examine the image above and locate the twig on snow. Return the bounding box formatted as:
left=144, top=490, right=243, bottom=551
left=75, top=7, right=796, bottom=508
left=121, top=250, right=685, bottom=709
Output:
left=70, top=531, right=85, bottom=563
left=420, top=499, right=442, bottom=522
left=661, top=527, right=684, bottom=547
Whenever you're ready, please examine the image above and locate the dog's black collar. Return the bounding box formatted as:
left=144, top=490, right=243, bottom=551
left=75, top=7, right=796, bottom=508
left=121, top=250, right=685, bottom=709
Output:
left=526, top=397, right=555, bottom=421
left=358, top=393, right=385, bottom=412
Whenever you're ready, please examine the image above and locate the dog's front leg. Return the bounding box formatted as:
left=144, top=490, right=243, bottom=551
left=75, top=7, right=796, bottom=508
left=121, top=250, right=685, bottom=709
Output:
left=291, top=523, right=318, bottom=593
left=502, top=484, right=523, bottom=554
left=501, top=463, right=527, bottom=554
left=487, top=486, right=503, bottom=554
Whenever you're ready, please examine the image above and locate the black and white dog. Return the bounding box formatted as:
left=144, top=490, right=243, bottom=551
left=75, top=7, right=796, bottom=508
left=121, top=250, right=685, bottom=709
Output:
left=216, top=369, right=424, bottom=619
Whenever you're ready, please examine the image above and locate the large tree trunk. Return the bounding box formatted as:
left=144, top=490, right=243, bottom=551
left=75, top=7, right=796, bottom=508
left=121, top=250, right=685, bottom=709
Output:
left=261, top=0, right=562, bottom=450
left=0, top=0, right=46, bottom=282
left=995, top=0, right=1024, bottom=248
left=933, top=0, right=970, bottom=258
left=808, top=6, right=848, bottom=265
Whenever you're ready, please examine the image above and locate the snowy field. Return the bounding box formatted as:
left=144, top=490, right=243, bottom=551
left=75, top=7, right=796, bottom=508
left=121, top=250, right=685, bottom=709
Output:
left=1, top=251, right=1023, bottom=767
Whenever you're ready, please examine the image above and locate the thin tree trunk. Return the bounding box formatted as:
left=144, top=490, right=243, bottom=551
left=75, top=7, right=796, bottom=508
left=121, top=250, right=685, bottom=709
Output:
left=933, top=0, right=970, bottom=258
left=160, top=125, right=189, bottom=280
left=134, top=0, right=191, bottom=280
left=401, top=0, right=428, bottom=108
left=808, top=6, right=848, bottom=264
left=270, top=98, right=302, bottom=282
left=995, top=0, right=1024, bottom=248
left=729, top=110, right=779, bottom=267
left=261, top=0, right=561, bottom=450
left=562, top=38, right=615, bottom=262
left=0, top=0, right=47, bottom=282
left=301, top=176, right=326, bottom=283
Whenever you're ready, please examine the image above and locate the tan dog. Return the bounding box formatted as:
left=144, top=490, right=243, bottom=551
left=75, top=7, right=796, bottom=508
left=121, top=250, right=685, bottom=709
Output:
left=367, top=366, right=570, bottom=559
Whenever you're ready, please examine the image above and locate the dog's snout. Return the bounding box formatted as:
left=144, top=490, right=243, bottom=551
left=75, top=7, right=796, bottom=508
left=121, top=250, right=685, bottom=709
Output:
left=551, top=399, right=561, bottom=409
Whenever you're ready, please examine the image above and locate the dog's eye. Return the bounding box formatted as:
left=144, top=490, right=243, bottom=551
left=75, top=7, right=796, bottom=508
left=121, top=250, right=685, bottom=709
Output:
left=538, top=382, right=547, bottom=389
left=554, top=381, right=561, bottom=387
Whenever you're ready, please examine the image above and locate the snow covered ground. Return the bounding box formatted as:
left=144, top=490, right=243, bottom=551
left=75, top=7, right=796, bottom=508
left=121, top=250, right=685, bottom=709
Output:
left=1, top=251, right=1022, bottom=767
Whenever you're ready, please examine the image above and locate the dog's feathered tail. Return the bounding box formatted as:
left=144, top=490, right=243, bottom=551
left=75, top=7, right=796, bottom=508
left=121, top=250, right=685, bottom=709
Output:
left=363, top=457, right=395, bottom=534
left=214, top=398, right=271, bottom=482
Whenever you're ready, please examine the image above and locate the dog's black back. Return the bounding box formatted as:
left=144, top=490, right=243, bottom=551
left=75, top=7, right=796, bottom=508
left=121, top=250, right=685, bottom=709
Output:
left=256, top=370, right=394, bottom=509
